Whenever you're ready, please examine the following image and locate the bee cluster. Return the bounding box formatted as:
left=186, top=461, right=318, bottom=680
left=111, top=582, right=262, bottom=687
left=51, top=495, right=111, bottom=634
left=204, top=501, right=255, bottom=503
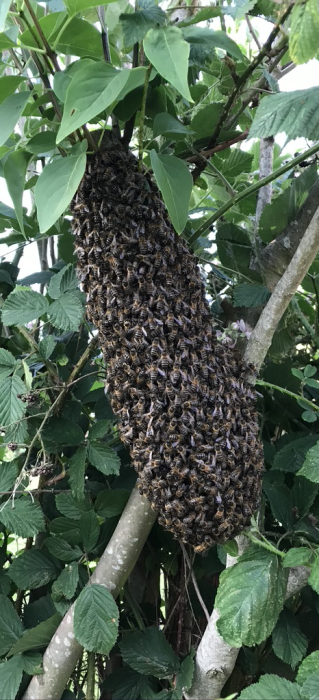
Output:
left=71, top=131, right=263, bottom=553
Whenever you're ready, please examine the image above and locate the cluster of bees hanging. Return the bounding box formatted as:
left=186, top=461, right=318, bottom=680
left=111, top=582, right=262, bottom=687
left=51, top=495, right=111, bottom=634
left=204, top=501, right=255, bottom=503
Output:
left=71, top=131, right=264, bottom=553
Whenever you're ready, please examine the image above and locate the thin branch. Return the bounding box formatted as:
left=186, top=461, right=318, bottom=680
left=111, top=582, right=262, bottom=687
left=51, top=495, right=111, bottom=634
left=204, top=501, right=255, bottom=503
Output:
left=98, top=6, right=111, bottom=63
left=245, top=13, right=261, bottom=50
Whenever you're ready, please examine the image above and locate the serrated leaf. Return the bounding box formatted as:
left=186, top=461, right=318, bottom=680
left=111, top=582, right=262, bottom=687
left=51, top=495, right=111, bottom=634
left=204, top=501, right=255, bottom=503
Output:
left=69, top=445, right=87, bottom=501
left=95, top=490, right=129, bottom=518
left=263, top=482, right=293, bottom=529
left=88, top=442, right=121, bottom=475
left=298, top=441, right=319, bottom=482
left=8, top=613, right=61, bottom=656
left=0, top=595, right=23, bottom=655
left=52, top=563, right=79, bottom=600
left=55, top=493, right=91, bottom=520
left=308, top=557, right=319, bottom=595
left=0, top=498, right=45, bottom=537
left=290, top=0, right=319, bottom=65
left=39, top=336, right=56, bottom=360
left=150, top=151, right=192, bottom=233
left=144, top=27, right=192, bottom=102
left=120, top=628, right=180, bottom=678
left=20, top=651, right=43, bottom=676
left=237, top=674, right=302, bottom=699
left=272, top=608, right=307, bottom=669
left=182, top=26, right=243, bottom=60
left=296, top=651, right=319, bottom=685
left=233, top=284, right=270, bottom=308
left=0, top=348, right=16, bottom=378
left=249, top=87, right=319, bottom=140
left=80, top=511, right=100, bottom=552
left=45, top=537, right=82, bottom=563
left=4, top=150, right=31, bottom=236
left=48, top=264, right=78, bottom=299
left=302, top=672, right=319, bottom=700
left=0, top=656, right=24, bottom=700
left=0, top=462, right=17, bottom=493
left=282, top=547, right=312, bottom=568
left=121, top=0, right=166, bottom=45
left=49, top=517, right=82, bottom=545
left=292, top=476, right=318, bottom=520
left=9, top=550, right=59, bottom=590
left=74, top=583, right=119, bottom=654
left=222, top=540, right=238, bottom=558
left=47, top=292, right=84, bottom=331
left=273, top=436, right=319, bottom=474
left=216, top=546, right=287, bottom=647
left=0, top=92, right=30, bottom=147
left=175, top=651, right=195, bottom=696
left=2, top=287, right=49, bottom=325
left=35, top=151, right=87, bottom=233
left=0, top=374, right=26, bottom=429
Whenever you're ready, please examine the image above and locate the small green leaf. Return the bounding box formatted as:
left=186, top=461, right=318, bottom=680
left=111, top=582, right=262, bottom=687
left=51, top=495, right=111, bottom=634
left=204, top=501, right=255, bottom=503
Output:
left=2, top=287, right=49, bottom=326
left=308, top=557, right=319, bottom=595
left=0, top=462, right=18, bottom=493
left=298, top=441, right=319, bottom=482
left=282, top=547, right=312, bottom=568
left=8, top=613, right=61, bottom=656
left=144, top=27, right=192, bottom=102
left=174, top=651, right=195, bottom=696
left=9, top=550, right=59, bottom=590
left=47, top=292, right=83, bottom=331
left=45, top=537, right=82, bottom=563
left=120, top=628, right=180, bottom=678
left=35, top=151, right=87, bottom=233
left=304, top=365, right=317, bottom=378
left=0, top=656, right=24, bottom=700
left=95, top=490, right=130, bottom=518
left=0, top=498, right=45, bottom=537
left=273, top=436, right=319, bottom=474
left=233, top=284, right=270, bottom=308
left=52, top=563, right=79, bottom=600
left=49, top=517, right=81, bottom=545
left=20, top=651, right=43, bottom=676
left=222, top=540, right=238, bottom=558
left=69, top=445, right=87, bottom=501
left=250, top=87, right=319, bottom=140
left=237, top=674, right=302, bottom=699
left=88, top=421, right=110, bottom=441
left=74, top=583, right=119, bottom=654
left=39, top=336, right=57, bottom=360
left=290, top=0, right=319, bottom=65
left=150, top=151, right=192, bottom=233
left=55, top=493, right=91, bottom=520
left=0, top=92, right=30, bottom=147
left=48, top=264, right=78, bottom=299
left=80, top=511, right=100, bottom=552
left=0, top=348, right=17, bottom=378
left=0, top=374, right=27, bottom=429
left=26, top=131, right=57, bottom=156
left=88, top=443, right=121, bottom=475
left=0, top=595, right=24, bottom=656
left=263, top=482, right=293, bottom=530
left=272, top=608, right=307, bottom=669
left=4, top=150, right=32, bottom=236
left=291, top=369, right=304, bottom=380
left=296, top=651, right=319, bottom=685
left=153, top=112, right=193, bottom=139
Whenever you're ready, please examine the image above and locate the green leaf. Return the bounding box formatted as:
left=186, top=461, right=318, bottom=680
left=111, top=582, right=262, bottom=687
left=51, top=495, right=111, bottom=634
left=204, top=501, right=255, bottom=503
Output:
left=39, top=336, right=57, bottom=360
left=0, top=374, right=27, bottom=429
left=95, top=489, right=130, bottom=518
left=0, top=77, right=25, bottom=105
left=182, top=26, right=243, bottom=60
left=57, top=63, right=130, bottom=143
left=296, top=651, right=319, bottom=685
left=26, top=131, right=57, bottom=156
left=292, top=476, right=318, bottom=520
left=174, top=651, right=195, bottom=697
left=52, top=563, right=79, bottom=600
left=120, top=628, right=180, bottom=678
left=216, top=222, right=251, bottom=275
left=272, top=608, right=307, bottom=669
left=0, top=498, right=45, bottom=537
left=9, top=550, right=59, bottom=590
left=308, top=557, right=319, bottom=595
left=290, top=0, right=319, bottom=65
left=144, top=27, right=192, bottom=102
left=263, top=482, right=293, bottom=529
left=48, top=292, right=83, bottom=331
left=43, top=417, right=84, bottom=449
left=4, top=150, right=31, bottom=236
left=88, top=421, right=110, bottom=441
left=2, top=287, right=49, bottom=325
left=0, top=0, right=11, bottom=32
left=273, top=436, right=319, bottom=474
left=65, top=0, right=118, bottom=14
left=0, top=348, right=17, bottom=378
left=216, top=547, right=287, bottom=647
left=0, top=656, right=24, bottom=700
left=302, top=672, right=319, bottom=700
left=8, top=613, right=61, bottom=656
left=88, top=443, right=121, bottom=475
left=153, top=112, right=193, bottom=140
left=233, top=284, right=270, bottom=308
left=222, top=540, right=238, bottom=558
left=120, top=0, right=166, bottom=46
left=249, top=87, right=319, bottom=140
left=35, top=150, right=87, bottom=233
left=301, top=410, right=317, bottom=424
left=282, top=547, right=312, bottom=568
left=190, top=102, right=223, bottom=139
left=103, top=667, right=154, bottom=700
left=237, top=674, right=302, bottom=700
left=298, top=441, right=319, bottom=482
left=80, top=511, right=100, bottom=552
left=150, top=151, right=192, bottom=233
left=0, top=462, right=18, bottom=492
left=49, top=517, right=81, bottom=545
left=0, top=92, right=30, bottom=147
left=20, top=651, right=43, bottom=676
left=74, top=583, right=119, bottom=654
left=45, top=536, right=82, bottom=563
left=53, top=58, right=95, bottom=103
left=0, top=595, right=23, bottom=655
left=69, top=445, right=87, bottom=501
left=304, top=365, right=317, bottom=378
left=55, top=493, right=91, bottom=521
left=48, top=264, right=78, bottom=299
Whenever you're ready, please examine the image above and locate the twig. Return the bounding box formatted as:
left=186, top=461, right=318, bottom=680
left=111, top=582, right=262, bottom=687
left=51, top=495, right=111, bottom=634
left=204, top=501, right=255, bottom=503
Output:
left=245, top=14, right=261, bottom=50
left=138, top=63, right=152, bottom=167
left=180, top=543, right=210, bottom=624
left=98, top=6, right=111, bottom=63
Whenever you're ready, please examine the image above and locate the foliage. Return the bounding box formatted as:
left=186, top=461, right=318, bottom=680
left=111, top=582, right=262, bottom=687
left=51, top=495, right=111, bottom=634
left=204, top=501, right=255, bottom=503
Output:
left=0, top=0, right=319, bottom=698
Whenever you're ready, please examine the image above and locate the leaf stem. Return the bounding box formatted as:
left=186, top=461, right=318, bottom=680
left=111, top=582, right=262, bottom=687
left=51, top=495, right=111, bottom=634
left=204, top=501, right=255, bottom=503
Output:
left=256, top=378, right=319, bottom=413
left=138, top=63, right=152, bottom=168
left=86, top=652, right=95, bottom=700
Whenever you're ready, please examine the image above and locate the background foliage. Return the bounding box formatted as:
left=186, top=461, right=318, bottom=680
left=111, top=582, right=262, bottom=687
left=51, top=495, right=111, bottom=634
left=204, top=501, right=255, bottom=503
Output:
left=1, top=0, right=319, bottom=698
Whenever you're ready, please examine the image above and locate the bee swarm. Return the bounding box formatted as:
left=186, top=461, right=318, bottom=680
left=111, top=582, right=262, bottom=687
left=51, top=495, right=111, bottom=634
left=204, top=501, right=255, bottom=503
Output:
left=71, top=131, right=263, bottom=553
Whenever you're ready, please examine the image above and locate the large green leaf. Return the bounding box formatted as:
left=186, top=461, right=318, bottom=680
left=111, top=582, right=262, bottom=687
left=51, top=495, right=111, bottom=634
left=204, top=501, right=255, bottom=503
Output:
left=35, top=149, right=87, bottom=233
left=102, top=667, right=154, bottom=700
left=120, top=627, right=180, bottom=678
left=0, top=374, right=26, bottom=429
left=80, top=511, right=100, bottom=552
left=74, top=584, right=119, bottom=654
left=4, top=151, right=32, bottom=237
left=153, top=112, right=193, bottom=139
left=272, top=608, right=307, bottom=670
left=144, top=27, right=192, bottom=102
left=43, top=417, right=84, bottom=448
left=0, top=595, right=24, bottom=656
left=150, top=151, right=192, bottom=233
left=8, top=613, right=61, bottom=656
left=47, top=292, right=84, bottom=331
left=69, top=445, right=87, bottom=501
left=290, top=0, right=319, bottom=65
left=233, top=284, right=270, bottom=308
left=216, top=547, right=287, bottom=646
left=57, top=63, right=130, bottom=143
left=120, top=0, right=166, bottom=46
left=273, top=435, right=319, bottom=474
left=0, top=0, right=10, bottom=32
left=262, top=482, right=294, bottom=530
left=0, top=498, right=45, bottom=537
left=296, top=651, right=319, bottom=685
left=2, top=286, right=49, bottom=325
left=9, top=550, right=59, bottom=590
left=0, top=76, right=26, bottom=105
left=52, top=563, right=79, bottom=600
left=0, top=92, right=30, bottom=147
left=48, top=263, right=78, bottom=299
left=282, top=547, right=312, bottom=568
left=298, top=441, right=319, bottom=482
left=0, top=656, right=24, bottom=700
left=45, top=537, right=82, bottom=563
left=237, top=675, right=302, bottom=700
left=49, top=517, right=82, bottom=545
left=183, top=26, right=243, bottom=60
left=302, top=672, right=319, bottom=700
left=249, top=88, right=319, bottom=140
left=55, top=493, right=91, bottom=520
left=88, top=443, right=121, bottom=475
